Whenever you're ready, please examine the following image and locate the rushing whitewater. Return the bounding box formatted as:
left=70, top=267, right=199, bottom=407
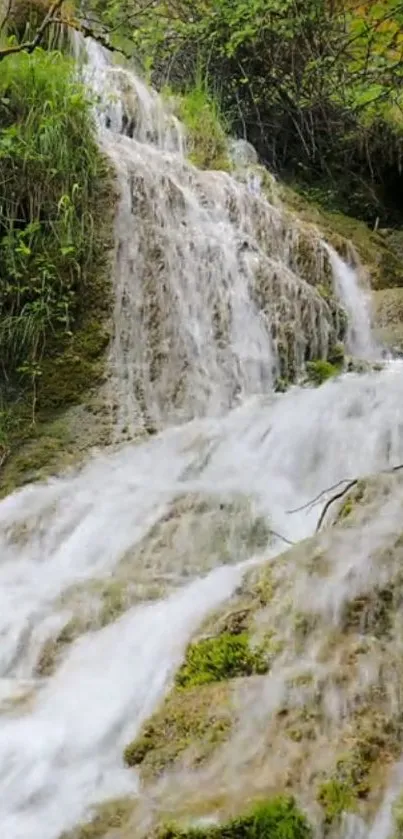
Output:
left=0, top=39, right=402, bottom=839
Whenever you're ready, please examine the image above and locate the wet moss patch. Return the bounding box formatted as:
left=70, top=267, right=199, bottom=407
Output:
left=157, top=796, right=312, bottom=839
left=175, top=633, right=269, bottom=689
left=305, top=360, right=340, bottom=386
left=60, top=798, right=135, bottom=839
left=123, top=681, right=233, bottom=777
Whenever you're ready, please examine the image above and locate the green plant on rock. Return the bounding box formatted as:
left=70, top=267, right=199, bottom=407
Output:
left=317, top=779, right=355, bottom=825
left=123, top=681, right=232, bottom=775
left=166, top=79, right=230, bottom=171
left=59, top=797, right=135, bottom=839
left=175, top=632, right=269, bottom=689
left=317, top=728, right=388, bottom=827
left=158, top=796, right=312, bottom=839
left=0, top=47, right=111, bottom=410
left=305, top=360, right=339, bottom=386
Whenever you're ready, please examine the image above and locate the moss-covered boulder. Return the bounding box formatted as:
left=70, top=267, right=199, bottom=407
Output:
left=124, top=681, right=234, bottom=778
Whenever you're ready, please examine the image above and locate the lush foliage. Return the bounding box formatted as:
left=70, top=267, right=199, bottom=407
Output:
left=93, top=0, right=403, bottom=225
left=175, top=633, right=269, bottom=688
left=159, top=797, right=312, bottom=839
left=0, top=48, right=109, bottom=415
left=166, top=80, right=230, bottom=170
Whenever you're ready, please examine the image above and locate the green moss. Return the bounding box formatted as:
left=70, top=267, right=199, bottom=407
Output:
left=305, top=360, right=339, bottom=386
left=341, top=586, right=394, bottom=637
left=328, top=343, right=345, bottom=367
left=35, top=618, right=82, bottom=676
left=317, top=722, right=399, bottom=827
left=317, top=779, right=355, bottom=825
left=123, top=681, right=232, bottom=776
left=157, top=796, right=312, bottom=839
left=392, top=792, right=403, bottom=838
left=337, top=480, right=366, bottom=522
left=59, top=798, right=135, bottom=839
left=175, top=633, right=269, bottom=689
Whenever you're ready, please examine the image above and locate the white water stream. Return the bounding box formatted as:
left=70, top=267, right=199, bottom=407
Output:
left=0, top=40, right=402, bottom=839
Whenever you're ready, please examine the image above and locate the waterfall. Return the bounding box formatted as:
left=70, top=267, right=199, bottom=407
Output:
left=1, top=39, right=403, bottom=839
left=326, top=245, right=376, bottom=359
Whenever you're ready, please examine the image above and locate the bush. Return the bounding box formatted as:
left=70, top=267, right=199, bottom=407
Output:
left=159, top=796, right=312, bottom=838
left=175, top=633, right=269, bottom=689
left=0, top=48, right=110, bottom=411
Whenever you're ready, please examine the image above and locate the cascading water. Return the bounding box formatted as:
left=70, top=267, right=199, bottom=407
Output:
left=1, top=38, right=403, bottom=839
left=327, top=245, right=376, bottom=359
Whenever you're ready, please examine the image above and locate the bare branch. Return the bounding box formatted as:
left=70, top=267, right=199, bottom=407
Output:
left=286, top=478, right=354, bottom=514
left=315, top=478, right=358, bottom=532
left=0, top=0, right=13, bottom=35
left=0, top=0, right=65, bottom=62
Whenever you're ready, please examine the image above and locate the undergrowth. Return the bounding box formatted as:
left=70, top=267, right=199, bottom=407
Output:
left=164, top=79, right=230, bottom=171
left=0, top=47, right=113, bottom=461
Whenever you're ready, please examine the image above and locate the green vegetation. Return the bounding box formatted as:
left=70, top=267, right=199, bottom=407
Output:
left=175, top=633, right=269, bottom=689
left=123, top=681, right=232, bottom=775
left=158, top=797, right=312, bottom=839
left=0, top=46, right=113, bottom=483
left=166, top=81, right=230, bottom=171
left=305, top=360, right=339, bottom=386
left=93, top=0, right=403, bottom=227
left=317, top=779, right=355, bottom=825
left=317, top=719, right=402, bottom=828
left=59, top=798, right=135, bottom=839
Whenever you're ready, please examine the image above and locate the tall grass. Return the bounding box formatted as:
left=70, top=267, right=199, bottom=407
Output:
left=0, top=48, right=109, bottom=397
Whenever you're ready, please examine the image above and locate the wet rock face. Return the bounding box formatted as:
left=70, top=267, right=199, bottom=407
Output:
left=106, top=132, right=348, bottom=434
left=372, top=287, right=403, bottom=353
left=102, top=471, right=403, bottom=838
left=228, top=139, right=259, bottom=167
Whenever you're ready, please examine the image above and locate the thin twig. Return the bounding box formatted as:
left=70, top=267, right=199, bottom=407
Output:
left=313, top=462, right=403, bottom=533
left=270, top=528, right=294, bottom=546
left=286, top=478, right=354, bottom=514
left=315, top=479, right=358, bottom=533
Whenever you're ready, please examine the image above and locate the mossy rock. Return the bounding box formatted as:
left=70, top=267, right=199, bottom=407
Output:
left=60, top=798, right=135, bottom=839
left=156, top=796, right=312, bottom=839
left=123, top=681, right=234, bottom=778
left=35, top=617, right=83, bottom=676
left=372, top=288, right=403, bottom=352
left=278, top=185, right=403, bottom=291
left=0, top=165, right=115, bottom=496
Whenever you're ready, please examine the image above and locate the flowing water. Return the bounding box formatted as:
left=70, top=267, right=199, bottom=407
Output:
left=1, top=40, right=403, bottom=839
